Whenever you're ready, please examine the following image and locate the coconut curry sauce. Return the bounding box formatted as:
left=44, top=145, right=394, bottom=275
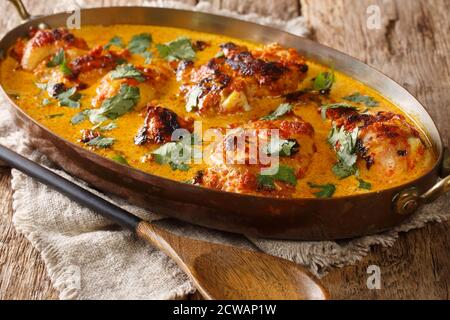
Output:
left=0, top=25, right=436, bottom=198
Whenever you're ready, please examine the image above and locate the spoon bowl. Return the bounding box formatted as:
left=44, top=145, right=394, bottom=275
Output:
left=137, top=221, right=328, bottom=300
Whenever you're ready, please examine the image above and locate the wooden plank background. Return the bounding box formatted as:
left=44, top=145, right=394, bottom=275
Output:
left=0, top=0, right=448, bottom=300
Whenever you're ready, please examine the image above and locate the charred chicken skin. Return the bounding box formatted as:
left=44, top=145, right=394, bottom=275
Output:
left=324, top=107, right=433, bottom=181
left=199, top=115, right=316, bottom=197
left=178, top=42, right=309, bottom=115
left=14, top=28, right=88, bottom=71
left=135, top=104, right=193, bottom=145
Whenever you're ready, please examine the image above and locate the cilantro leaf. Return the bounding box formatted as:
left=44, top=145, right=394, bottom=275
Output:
left=42, top=98, right=51, bottom=106
left=127, top=33, right=152, bottom=54
left=357, top=178, right=372, bottom=190
left=87, top=84, right=140, bottom=123
left=46, top=49, right=73, bottom=76
left=56, top=87, right=81, bottom=108
left=156, top=37, right=196, bottom=61
left=313, top=68, right=335, bottom=92
left=46, top=49, right=65, bottom=67
left=264, top=137, right=299, bottom=157
left=111, top=154, right=129, bottom=165
left=328, top=125, right=360, bottom=179
left=169, top=162, right=190, bottom=171
left=308, top=182, right=336, bottom=198
left=46, top=113, right=64, bottom=119
left=257, top=165, right=297, bottom=190
left=320, top=103, right=359, bottom=120
left=344, top=92, right=379, bottom=108
left=104, top=36, right=125, bottom=50
left=99, top=122, right=118, bottom=131
left=35, top=82, right=48, bottom=90
left=260, top=103, right=293, bottom=120
left=152, top=139, right=193, bottom=171
left=142, top=52, right=153, bottom=64
left=185, top=86, right=203, bottom=112
left=71, top=110, right=87, bottom=124
left=110, top=64, right=145, bottom=82
left=87, top=136, right=115, bottom=148
left=60, top=61, right=73, bottom=76
left=332, top=162, right=358, bottom=179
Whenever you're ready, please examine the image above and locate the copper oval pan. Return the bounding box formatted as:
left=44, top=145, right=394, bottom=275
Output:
left=0, top=6, right=448, bottom=240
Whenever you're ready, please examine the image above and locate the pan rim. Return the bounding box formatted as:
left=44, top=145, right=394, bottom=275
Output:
left=0, top=6, right=444, bottom=204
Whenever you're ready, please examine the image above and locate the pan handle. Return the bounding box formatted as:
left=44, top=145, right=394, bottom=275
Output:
left=394, top=176, right=450, bottom=216
left=8, top=0, right=32, bottom=21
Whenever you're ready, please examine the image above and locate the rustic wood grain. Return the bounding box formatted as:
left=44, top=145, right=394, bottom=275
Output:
left=0, top=0, right=448, bottom=300
left=137, top=221, right=328, bottom=300
left=0, top=168, right=58, bottom=300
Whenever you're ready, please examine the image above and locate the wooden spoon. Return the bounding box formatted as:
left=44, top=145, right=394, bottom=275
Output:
left=0, top=144, right=328, bottom=300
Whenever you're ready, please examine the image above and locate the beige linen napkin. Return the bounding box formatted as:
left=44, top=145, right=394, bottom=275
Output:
left=1, top=0, right=449, bottom=300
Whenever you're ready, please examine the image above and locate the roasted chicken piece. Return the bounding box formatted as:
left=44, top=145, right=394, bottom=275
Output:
left=35, top=46, right=130, bottom=88
left=324, top=107, right=434, bottom=181
left=134, top=104, right=193, bottom=145
left=178, top=42, right=308, bottom=115
left=15, top=28, right=88, bottom=71
left=91, top=64, right=171, bottom=109
left=68, top=45, right=129, bottom=84
left=199, top=115, right=316, bottom=196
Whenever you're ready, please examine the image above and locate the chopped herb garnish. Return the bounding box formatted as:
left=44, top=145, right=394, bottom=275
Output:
left=344, top=92, right=379, bottom=108
left=87, top=84, right=140, bottom=123
left=313, top=67, right=335, bottom=92
left=35, top=82, right=48, bottom=90
left=257, top=165, right=297, bottom=190
left=104, top=36, right=125, bottom=50
left=264, top=136, right=299, bottom=157
left=328, top=125, right=360, bottom=179
left=46, top=49, right=73, bottom=76
left=110, top=64, right=145, bottom=82
left=156, top=37, right=196, bottom=61
left=71, top=110, right=88, bottom=124
left=46, top=113, right=65, bottom=119
left=357, top=178, right=372, bottom=190
left=308, top=182, right=336, bottom=198
left=127, top=33, right=152, bottom=54
left=332, top=162, right=358, bottom=179
left=99, top=122, right=118, bottom=131
left=260, top=103, right=293, bottom=120
left=56, top=87, right=81, bottom=108
left=46, top=49, right=65, bottom=67
left=169, top=162, right=190, bottom=171
left=152, top=139, right=193, bottom=171
left=214, top=51, right=225, bottom=58
left=142, top=52, right=153, bottom=64
left=320, top=103, right=359, bottom=120
left=86, top=136, right=115, bottom=148
left=185, top=86, right=203, bottom=112
left=60, top=61, right=73, bottom=76
left=42, top=98, right=51, bottom=106
left=111, top=154, right=129, bottom=165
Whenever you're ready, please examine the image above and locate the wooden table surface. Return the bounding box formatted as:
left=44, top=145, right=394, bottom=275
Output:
left=0, top=0, right=448, bottom=300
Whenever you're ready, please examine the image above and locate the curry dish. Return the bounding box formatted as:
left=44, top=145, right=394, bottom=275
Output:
left=0, top=25, right=436, bottom=198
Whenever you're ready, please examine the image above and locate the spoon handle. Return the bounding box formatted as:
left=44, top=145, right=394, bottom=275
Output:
left=0, top=144, right=142, bottom=230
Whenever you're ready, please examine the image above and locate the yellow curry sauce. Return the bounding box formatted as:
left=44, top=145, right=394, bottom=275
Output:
left=0, top=25, right=436, bottom=198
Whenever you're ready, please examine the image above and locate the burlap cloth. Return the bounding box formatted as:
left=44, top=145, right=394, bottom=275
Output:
left=0, top=0, right=448, bottom=300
